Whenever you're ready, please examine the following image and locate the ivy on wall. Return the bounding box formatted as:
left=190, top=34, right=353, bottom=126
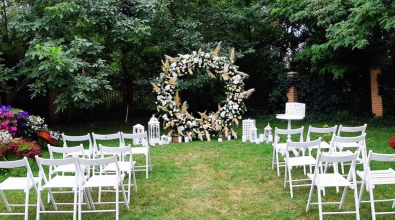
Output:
left=269, top=72, right=372, bottom=122
left=378, top=69, right=395, bottom=117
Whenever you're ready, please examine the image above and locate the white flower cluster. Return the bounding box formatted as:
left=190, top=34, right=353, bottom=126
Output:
left=153, top=45, right=252, bottom=140
left=0, top=130, right=12, bottom=143
left=26, top=115, right=48, bottom=133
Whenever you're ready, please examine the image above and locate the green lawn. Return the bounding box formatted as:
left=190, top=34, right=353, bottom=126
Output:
left=1, top=117, right=395, bottom=219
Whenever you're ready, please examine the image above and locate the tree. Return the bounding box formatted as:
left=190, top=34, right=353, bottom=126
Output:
left=1, top=0, right=150, bottom=111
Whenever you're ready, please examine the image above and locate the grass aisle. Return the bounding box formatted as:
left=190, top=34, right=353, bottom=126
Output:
left=2, top=119, right=395, bottom=219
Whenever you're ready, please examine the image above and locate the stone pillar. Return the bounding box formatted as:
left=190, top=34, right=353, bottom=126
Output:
left=48, top=89, right=61, bottom=124
left=286, top=72, right=298, bottom=102
left=370, top=68, right=383, bottom=117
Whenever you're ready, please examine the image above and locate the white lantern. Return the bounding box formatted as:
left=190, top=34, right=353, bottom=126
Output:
left=264, top=123, right=273, bottom=143
left=132, top=123, right=144, bottom=145
left=242, top=118, right=256, bottom=141
left=250, top=126, right=257, bottom=143
left=161, top=135, right=168, bottom=145
left=148, top=114, right=160, bottom=145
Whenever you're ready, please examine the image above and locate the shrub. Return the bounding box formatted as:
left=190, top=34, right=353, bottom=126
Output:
left=0, top=139, right=42, bottom=160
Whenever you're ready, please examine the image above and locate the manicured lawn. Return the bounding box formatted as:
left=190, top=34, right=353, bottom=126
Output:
left=1, top=117, right=395, bottom=219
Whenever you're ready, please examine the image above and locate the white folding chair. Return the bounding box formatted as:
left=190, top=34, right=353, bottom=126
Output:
left=306, top=125, right=337, bottom=152
left=0, top=157, right=44, bottom=220
left=284, top=138, right=322, bottom=198
left=35, top=156, right=83, bottom=220
left=75, top=156, right=129, bottom=220
left=328, top=134, right=367, bottom=174
left=357, top=150, right=395, bottom=220
left=121, top=131, right=152, bottom=179
left=91, top=132, right=122, bottom=158
left=271, top=126, right=304, bottom=177
left=99, top=144, right=137, bottom=203
left=48, top=144, right=86, bottom=173
left=62, top=133, right=93, bottom=158
left=306, top=153, right=360, bottom=220
left=336, top=124, right=367, bottom=150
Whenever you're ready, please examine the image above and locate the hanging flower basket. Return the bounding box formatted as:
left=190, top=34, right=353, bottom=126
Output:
left=38, top=130, right=57, bottom=145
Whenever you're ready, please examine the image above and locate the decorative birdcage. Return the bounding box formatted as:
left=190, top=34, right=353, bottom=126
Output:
left=148, top=115, right=160, bottom=145
left=264, top=123, right=273, bottom=143
left=132, top=124, right=144, bottom=145
left=250, top=126, right=257, bottom=143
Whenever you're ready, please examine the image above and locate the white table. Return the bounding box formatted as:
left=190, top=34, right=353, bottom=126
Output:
left=276, top=114, right=304, bottom=130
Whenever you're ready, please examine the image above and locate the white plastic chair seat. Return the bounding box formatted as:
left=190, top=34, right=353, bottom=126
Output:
left=287, top=156, right=316, bottom=167
left=128, top=147, right=146, bottom=154
left=66, top=150, right=91, bottom=157
left=83, top=175, right=125, bottom=188
left=103, top=161, right=137, bottom=173
left=52, top=164, right=79, bottom=173
left=42, top=176, right=78, bottom=188
left=357, top=169, right=395, bottom=185
left=0, top=177, right=40, bottom=190
left=320, top=141, right=331, bottom=149
left=308, top=173, right=353, bottom=187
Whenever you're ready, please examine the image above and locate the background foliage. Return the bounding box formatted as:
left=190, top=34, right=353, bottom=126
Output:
left=1, top=0, right=395, bottom=123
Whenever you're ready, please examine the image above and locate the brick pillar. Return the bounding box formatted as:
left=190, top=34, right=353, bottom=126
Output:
left=286, top=72, right=298, bottom=102
left=49, top=89, right=61, bottom=124
left=370, top=68, right=383, bottom=117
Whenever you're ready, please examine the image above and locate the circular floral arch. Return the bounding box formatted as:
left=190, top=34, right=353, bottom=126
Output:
left=151, top=43, right=254, bottom=141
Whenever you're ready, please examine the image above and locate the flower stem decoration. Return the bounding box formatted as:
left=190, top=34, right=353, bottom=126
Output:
left=152, top=42, right=254, bottom=141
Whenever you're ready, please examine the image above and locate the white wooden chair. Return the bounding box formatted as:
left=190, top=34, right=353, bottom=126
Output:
left=0, top=157, right=44, bottom=220
left=99, top=144, right=137, bottom=203
left=35, top=156, right=82, bottom=220
left=91, top=132, right=122, bottom=158
left=284, top=138, right=321, bottom=198
left=62, top=133, right=93, bottom=158
left=306, top=153, right=360, bottom=220
left=327, top=134, right=367, bottom=174
left=336, top=124, right=367, bottom=161
left=357, top=150, right=395, bottom=220
left=306, top=125, right=337, bottom=152
left=271, top=126, right=304, bottom=177
left=75, top=156, right=129, bottom=220
left=121, top=131, right=152, bottom=179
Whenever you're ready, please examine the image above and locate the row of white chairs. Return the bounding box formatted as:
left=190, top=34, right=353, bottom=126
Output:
left=272, top=123, right=395, bottom=220
left=0, top=144, right=136, bottom=220
left=272, top=124, right=367, bottom=177
left=62, top=131, right=152, bottom=179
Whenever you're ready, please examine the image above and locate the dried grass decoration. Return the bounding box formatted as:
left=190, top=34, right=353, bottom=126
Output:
left=151, top=42, right=254, bottom=141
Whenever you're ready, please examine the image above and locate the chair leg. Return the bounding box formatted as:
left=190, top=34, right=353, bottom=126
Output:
left=358, top=177, right=366, bottom=206
left=271, top=148, right=275, bottom=170
left=146, top=155, right=149, bottom=179
left=0, top=190, right=11, bottom=212
left=317, top=185, right=323, bottom=220
left=368, top=182, right=376, bottom=220
left=73, top=188, right=78, bottom=220
left=354, top=181, right=360, bottom=220
left=339, top=186, right=348, bottom=210
left=289, top=167, right=294, bottom=198
left=306, top=182, right=315, bottom=212
left=148, top=152, right=152, bottom=171
left=24, top=188, right=29, bottom=220
left=276, top=150, right=280, bottom=177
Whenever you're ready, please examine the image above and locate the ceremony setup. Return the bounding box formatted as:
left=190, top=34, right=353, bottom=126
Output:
left=2, top=1, right=395, bottom=219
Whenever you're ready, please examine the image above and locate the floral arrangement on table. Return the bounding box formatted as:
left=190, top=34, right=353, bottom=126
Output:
left=389, top=136, right=395, bottom=151
left=151, top=42, right=254, bottom=141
